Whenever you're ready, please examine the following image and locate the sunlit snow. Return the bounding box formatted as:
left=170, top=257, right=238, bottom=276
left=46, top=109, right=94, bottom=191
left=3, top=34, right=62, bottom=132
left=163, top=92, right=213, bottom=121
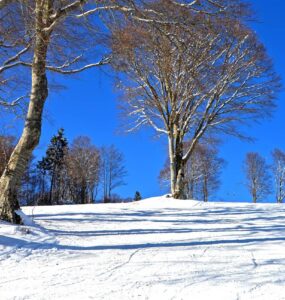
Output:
left=1, top=196, right=285, bottom=299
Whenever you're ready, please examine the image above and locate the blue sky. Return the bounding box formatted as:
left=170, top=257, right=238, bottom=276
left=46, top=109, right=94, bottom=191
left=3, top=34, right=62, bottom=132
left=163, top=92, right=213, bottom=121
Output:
left=2, top=0, right=285, bottom=202
left=217, top=0, right=285, bottom=202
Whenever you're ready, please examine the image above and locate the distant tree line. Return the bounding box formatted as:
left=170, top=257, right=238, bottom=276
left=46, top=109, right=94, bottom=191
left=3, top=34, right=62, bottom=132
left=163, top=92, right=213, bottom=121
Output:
left=158, top=141, right=285, bottom=203
left=0, top=130, right=130, bottom=206
left=2, top=130, right=285, bottom=204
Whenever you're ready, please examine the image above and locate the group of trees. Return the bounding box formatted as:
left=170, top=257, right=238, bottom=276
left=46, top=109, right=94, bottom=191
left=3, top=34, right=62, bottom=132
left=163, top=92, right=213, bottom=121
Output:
left=0, top=0, right=281, bottom=223
left=244, top=149, right=285, bottom=203
left=0, top=130, right=128, bottom=206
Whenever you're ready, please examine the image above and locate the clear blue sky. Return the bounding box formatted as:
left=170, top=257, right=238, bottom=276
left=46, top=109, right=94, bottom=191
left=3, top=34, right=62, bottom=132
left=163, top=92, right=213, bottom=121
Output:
left=2, top=0, right=285, bottom=202
left=217, top=0, right=285, bottom=202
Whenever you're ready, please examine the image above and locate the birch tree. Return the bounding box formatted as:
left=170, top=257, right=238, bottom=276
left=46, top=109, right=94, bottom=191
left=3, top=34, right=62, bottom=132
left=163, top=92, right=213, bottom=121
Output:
left=244, top=152, right=271, bottom=203
left=111, top=3, right=280, bottom=199
left=100, top=145, right=127, bottom=202
left=195, top=144, right=225, bottom=202
left=272, top=149, right=285, bottom=203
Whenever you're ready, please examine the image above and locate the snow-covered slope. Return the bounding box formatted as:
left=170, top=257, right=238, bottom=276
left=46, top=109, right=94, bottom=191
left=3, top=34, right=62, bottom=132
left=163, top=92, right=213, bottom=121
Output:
left=1, top=196, right=285, bottom=299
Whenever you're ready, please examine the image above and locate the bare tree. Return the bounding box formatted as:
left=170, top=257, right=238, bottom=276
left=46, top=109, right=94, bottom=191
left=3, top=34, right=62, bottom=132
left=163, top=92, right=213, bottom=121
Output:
left=100, top=145, right=127, bottom=202
left=195, top=144, right=225, bottom=202
left=111, top=3, right=280, bottom=199
left=66, top=136, right=101, bottom=204
left=0, top=135, right=15, bottom=176
left=272, top=149, right=285, bottom=203
left=244, top=152, right=271, bottom=203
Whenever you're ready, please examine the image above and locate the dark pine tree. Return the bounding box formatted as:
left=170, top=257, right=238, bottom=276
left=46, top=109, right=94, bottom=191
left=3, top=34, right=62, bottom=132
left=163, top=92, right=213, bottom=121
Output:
left=37, top=129, right=68, bottom=205
left=134, top=191, right=142, bottom=201
left=36, top=159, right=49, bottom=205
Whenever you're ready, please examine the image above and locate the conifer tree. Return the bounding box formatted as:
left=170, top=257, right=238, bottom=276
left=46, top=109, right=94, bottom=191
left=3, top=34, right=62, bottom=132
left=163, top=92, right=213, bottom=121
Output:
left=134, top=191, right=142, bottom=201
left=37, top=129, right=68, bottom=205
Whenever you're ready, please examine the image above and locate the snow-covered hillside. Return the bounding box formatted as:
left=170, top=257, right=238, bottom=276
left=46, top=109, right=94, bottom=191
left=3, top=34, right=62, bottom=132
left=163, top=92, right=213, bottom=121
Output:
left=1, top=196, right=285, bottom=299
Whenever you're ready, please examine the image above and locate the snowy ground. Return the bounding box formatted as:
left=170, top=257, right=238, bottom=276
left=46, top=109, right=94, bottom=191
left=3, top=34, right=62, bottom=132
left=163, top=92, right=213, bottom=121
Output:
left=1, top=196, right=285, bottom=300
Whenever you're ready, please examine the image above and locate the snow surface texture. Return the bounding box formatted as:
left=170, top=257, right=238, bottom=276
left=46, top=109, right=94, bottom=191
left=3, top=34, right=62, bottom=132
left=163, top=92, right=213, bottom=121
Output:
left=1, top=196, right=285, bottom=299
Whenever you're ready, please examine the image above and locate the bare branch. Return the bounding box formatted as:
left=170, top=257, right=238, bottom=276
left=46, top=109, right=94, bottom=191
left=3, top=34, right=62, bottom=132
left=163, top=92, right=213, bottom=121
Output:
left=0, top=96, right=25, bottom=107
left=46, top=55, right=111, bottom=74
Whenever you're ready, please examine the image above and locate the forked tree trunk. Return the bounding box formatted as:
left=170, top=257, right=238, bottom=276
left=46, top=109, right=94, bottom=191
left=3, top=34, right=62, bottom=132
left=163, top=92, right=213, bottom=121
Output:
left=0, top=3, right=49, bottom=223
left=168, top=135, right=186, bottom=199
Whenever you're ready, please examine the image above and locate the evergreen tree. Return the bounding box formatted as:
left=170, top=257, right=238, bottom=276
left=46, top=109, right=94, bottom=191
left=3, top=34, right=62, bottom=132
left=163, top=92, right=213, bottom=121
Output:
left=19, top=157, right=39, bottom=206
left=134, top=191, right=142, bottom=201
left=36, top=159, right=49, bottom=205
left=37, top=129, right=68, bottom=205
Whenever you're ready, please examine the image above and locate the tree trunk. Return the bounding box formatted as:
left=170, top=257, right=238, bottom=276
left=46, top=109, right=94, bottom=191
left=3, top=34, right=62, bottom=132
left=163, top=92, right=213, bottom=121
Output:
left=277, top=181, right=282, bottom=203
left=203, top=176, right=208, bottom=202
left=49, top=171, right=55, bottom=205
left=0, top=3, right=49, bottom=223
left=80, top=181, right=87, bottom=204
left=168, top=137, right=176, bottom=196
left=252, top=182, right=257, bottom=203
left=40, top=173, right=46, bottom=205
left=173, top=160, right=185, bottom=199
left=253, top=189, right=257, bottom=203
left=168, top=135, right=185, bottom=199
left=188, top=178, right=194, bottom=199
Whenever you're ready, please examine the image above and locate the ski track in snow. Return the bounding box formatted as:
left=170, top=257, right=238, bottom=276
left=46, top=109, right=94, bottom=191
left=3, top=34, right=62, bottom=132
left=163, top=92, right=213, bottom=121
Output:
left=1, top=196, right=285, bottom=299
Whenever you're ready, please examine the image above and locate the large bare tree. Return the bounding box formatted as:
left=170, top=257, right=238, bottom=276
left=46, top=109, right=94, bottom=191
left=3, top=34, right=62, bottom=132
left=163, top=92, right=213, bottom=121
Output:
left=111, top=3, right=280, bottom=199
